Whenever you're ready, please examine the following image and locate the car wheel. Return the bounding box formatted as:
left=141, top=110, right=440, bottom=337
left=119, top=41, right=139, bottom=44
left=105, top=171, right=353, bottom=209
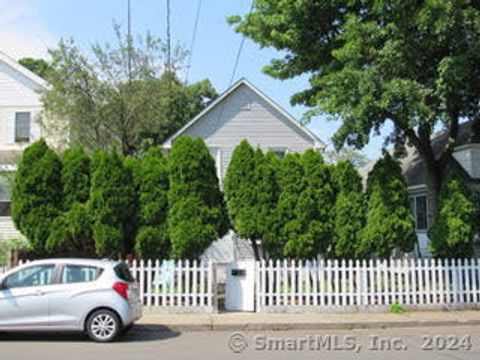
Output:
left=86, top=309, right=121, bottom=342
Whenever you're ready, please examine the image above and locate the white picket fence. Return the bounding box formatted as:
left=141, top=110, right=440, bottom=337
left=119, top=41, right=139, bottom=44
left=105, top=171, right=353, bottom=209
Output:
left=256, top=258, right=480, bottom=312
left=130, top=259, right=215, bottom=313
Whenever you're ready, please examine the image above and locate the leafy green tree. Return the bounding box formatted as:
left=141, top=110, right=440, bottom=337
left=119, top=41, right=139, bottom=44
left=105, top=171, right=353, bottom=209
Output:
left=167, top=136, right=228, bottom=260
left=41, top=27, right=217, bottom=156
left=89, top=150, right=137, bottom=256
left=46, top=147, right=94, bottom=255
left=11, top=139, right=62, bottom=253
left=265, top=153, right=305, bottom=258
left=429, top=174, right=475, bottom=258
left=229, top=1, right=480, bottom=208
left=135, top=147, right=170, bottom=260
left=332, top=160, right=365, bottom=259
left=18, top=57, right=53, bottom=79
left=360, top=153, right=416, bottom=259
left=224, top=142, right=279, bottom=259
left=283, top=150, right=335, bottom=259
left=60, top=147, right=91, bottom=208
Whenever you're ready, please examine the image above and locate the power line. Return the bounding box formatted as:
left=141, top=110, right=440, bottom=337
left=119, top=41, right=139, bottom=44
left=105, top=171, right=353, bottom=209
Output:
left=166, top=0, right=171, bottom=73
left=127, top=0, right=132, bottom=85
left=228, top=0, right=254, bottom=86
left=185, top=0, right=202, bottom=84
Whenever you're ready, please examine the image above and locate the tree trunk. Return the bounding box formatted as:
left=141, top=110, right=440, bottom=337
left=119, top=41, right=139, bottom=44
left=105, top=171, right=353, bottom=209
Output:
left=251, top=238, right=260, bottom=261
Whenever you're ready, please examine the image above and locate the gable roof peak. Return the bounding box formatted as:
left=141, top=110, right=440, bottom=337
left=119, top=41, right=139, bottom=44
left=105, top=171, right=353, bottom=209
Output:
left=163, top=77, right=325, bottom=148
left=0, top=49, right=48, bottom=89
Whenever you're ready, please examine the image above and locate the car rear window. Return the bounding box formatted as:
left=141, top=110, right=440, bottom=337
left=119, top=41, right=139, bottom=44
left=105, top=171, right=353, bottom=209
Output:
left=114, top=263, right=135, bottom=282
left=61, top=265, right=103, bottom=284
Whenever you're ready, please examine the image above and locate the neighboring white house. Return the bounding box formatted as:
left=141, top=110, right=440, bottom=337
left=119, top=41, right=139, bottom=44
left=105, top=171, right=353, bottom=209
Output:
left=0, top=50, right=66, bottom=242
left=163, top=78, right=325, bottom=262
left=163, top=78, right=325, bottom=184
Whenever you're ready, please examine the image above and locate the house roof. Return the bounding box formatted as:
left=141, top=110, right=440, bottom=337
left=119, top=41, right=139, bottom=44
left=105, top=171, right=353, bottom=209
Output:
left=360, top=121, right=480, bottom=188
left=162, top=78, right=325, bottom=148
left=0, top=50, right=48, bottom=90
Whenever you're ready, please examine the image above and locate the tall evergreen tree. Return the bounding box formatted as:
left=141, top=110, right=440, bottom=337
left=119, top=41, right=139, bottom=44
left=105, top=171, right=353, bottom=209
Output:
left=266, top=153, right=305, bottom=258
left=332, top=160, right=365, bottom=259
left=224, top=141, right=279, bottom=259
left=167, top=136, right=228, bottom=260
left=429, top=174, right=475, bottom=258
left=360, top=153, right=416, bottom=259
left=89, top=150, right=137, bottom=256
left=135, top=147, right=170, bottom=260
left=46, top=147, right=94, bottom=255
left=283, top=150, right=335, bottom=259
left=11, top=139, right=62, bottom=253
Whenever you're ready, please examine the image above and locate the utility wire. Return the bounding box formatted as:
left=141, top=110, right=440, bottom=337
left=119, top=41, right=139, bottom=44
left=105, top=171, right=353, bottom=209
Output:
left=228, top=0, right=254, bottom=86
left=166, top=0, right=171, bottom=73
left=185, top=0, right=202, bottom=84
left=127, top=0, right=132, bottom=86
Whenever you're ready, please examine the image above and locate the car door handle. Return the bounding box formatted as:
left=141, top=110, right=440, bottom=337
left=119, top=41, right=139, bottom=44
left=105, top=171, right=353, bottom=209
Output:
left=34, top=289, right=44, bottom=296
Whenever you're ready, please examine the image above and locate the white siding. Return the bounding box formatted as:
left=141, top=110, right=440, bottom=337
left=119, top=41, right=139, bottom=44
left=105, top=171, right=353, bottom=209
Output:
left=0, top=55, right=68, bottom=242
left=0, top=62, right=42, bottom=107
left=0, top=217, right=24, bottom=241
left=181, top=84, right=316, bottom=177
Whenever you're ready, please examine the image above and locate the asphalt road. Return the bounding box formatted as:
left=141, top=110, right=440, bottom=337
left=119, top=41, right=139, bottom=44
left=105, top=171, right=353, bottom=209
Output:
left=1, top=325, right=480, bottom=360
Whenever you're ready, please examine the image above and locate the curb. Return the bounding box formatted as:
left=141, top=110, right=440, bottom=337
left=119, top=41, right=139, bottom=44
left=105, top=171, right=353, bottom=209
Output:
left=132, top=319, right=480, bottom=333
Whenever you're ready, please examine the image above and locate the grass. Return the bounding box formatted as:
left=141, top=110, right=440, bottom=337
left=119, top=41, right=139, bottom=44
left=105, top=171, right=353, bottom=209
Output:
left=389, top=303, right=405, bottom=314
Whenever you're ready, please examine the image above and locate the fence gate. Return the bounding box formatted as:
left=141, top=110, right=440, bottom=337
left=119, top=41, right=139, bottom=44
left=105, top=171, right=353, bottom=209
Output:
left=225, top=260, right=256, bottom=311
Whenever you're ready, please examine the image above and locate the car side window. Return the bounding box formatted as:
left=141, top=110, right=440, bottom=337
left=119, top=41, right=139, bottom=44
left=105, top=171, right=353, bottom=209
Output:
left=3, top=265, right=55, bottom=289
left=61, top=265, right=103, bottom=284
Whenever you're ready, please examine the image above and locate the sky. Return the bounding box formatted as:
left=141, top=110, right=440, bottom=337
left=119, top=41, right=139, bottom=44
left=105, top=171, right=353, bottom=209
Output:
left=0, top=0, right=387, bottom=159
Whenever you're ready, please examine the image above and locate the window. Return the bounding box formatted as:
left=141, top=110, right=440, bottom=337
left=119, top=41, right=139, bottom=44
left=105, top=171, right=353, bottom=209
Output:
left=411, top=194, right=428, bottom=231
left=269, top=147, right=289, bottom=159
left=114, top=263, right=135, bottom=282
left=15, top=112, right=31, bottom=143
left=61, top=265, right=103, bottom=284
left=3, top=265, right=54, bottom=289
left=0, top=174, right=12, bottom=217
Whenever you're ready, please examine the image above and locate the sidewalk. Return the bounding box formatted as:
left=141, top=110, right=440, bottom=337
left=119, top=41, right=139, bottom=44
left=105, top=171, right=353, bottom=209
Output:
left=134, top=310, right=480, bottom=332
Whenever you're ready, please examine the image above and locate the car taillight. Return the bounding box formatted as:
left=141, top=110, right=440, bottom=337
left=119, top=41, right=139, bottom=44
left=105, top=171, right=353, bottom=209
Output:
left=112, top=282, right=130, bottom=300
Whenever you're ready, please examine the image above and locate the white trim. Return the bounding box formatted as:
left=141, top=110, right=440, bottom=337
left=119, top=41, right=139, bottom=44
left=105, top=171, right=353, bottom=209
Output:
left=0, top=164, right=17, bottom=172
left=0, top=50, right=48, bottom=90
left=162, top=78, right=325, bottom=149
left=408, top=184, right=428, bottom=192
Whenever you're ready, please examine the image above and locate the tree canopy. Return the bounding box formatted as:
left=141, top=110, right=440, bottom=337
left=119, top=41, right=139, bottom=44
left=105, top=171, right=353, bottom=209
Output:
left=224, top=141, right=279, bottom=259
left=18, top=57, right=53, bottom=79
left=135, top=147, right=170, bottom=260
left=360, top=153, right=416, bottom=258
left=167, top=136, right=229, bottom=260
left=229, top=0, right=480, bottom=204
left=40, top=26, right=217, bottom=156
left=11, top=139, right=62, bottom=253
left=89, top=150, right=137, bottom=256
left=332, top=160, right=365, bottom=259
left=429, top=174, right=475, bottom=258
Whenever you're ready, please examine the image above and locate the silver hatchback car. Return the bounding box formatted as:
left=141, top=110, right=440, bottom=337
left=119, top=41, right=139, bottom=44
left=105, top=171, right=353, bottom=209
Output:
left=0, top=258, right=143, bottom=342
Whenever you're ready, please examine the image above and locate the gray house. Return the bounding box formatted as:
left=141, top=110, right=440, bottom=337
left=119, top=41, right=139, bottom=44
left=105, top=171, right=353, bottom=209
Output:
left=163, top=78, right=325, bottom=261
left=163, top=78, right=325, bottom=183
left=400, top=121, right=480, bottom=257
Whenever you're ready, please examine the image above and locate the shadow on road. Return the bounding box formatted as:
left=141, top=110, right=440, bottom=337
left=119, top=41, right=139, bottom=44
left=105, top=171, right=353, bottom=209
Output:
left=0, top=325, right=181, bottom=343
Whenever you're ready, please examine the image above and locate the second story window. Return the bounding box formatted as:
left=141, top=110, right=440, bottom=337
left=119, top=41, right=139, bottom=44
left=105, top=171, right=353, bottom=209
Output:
left=15, top=112, right=31, bottom=143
